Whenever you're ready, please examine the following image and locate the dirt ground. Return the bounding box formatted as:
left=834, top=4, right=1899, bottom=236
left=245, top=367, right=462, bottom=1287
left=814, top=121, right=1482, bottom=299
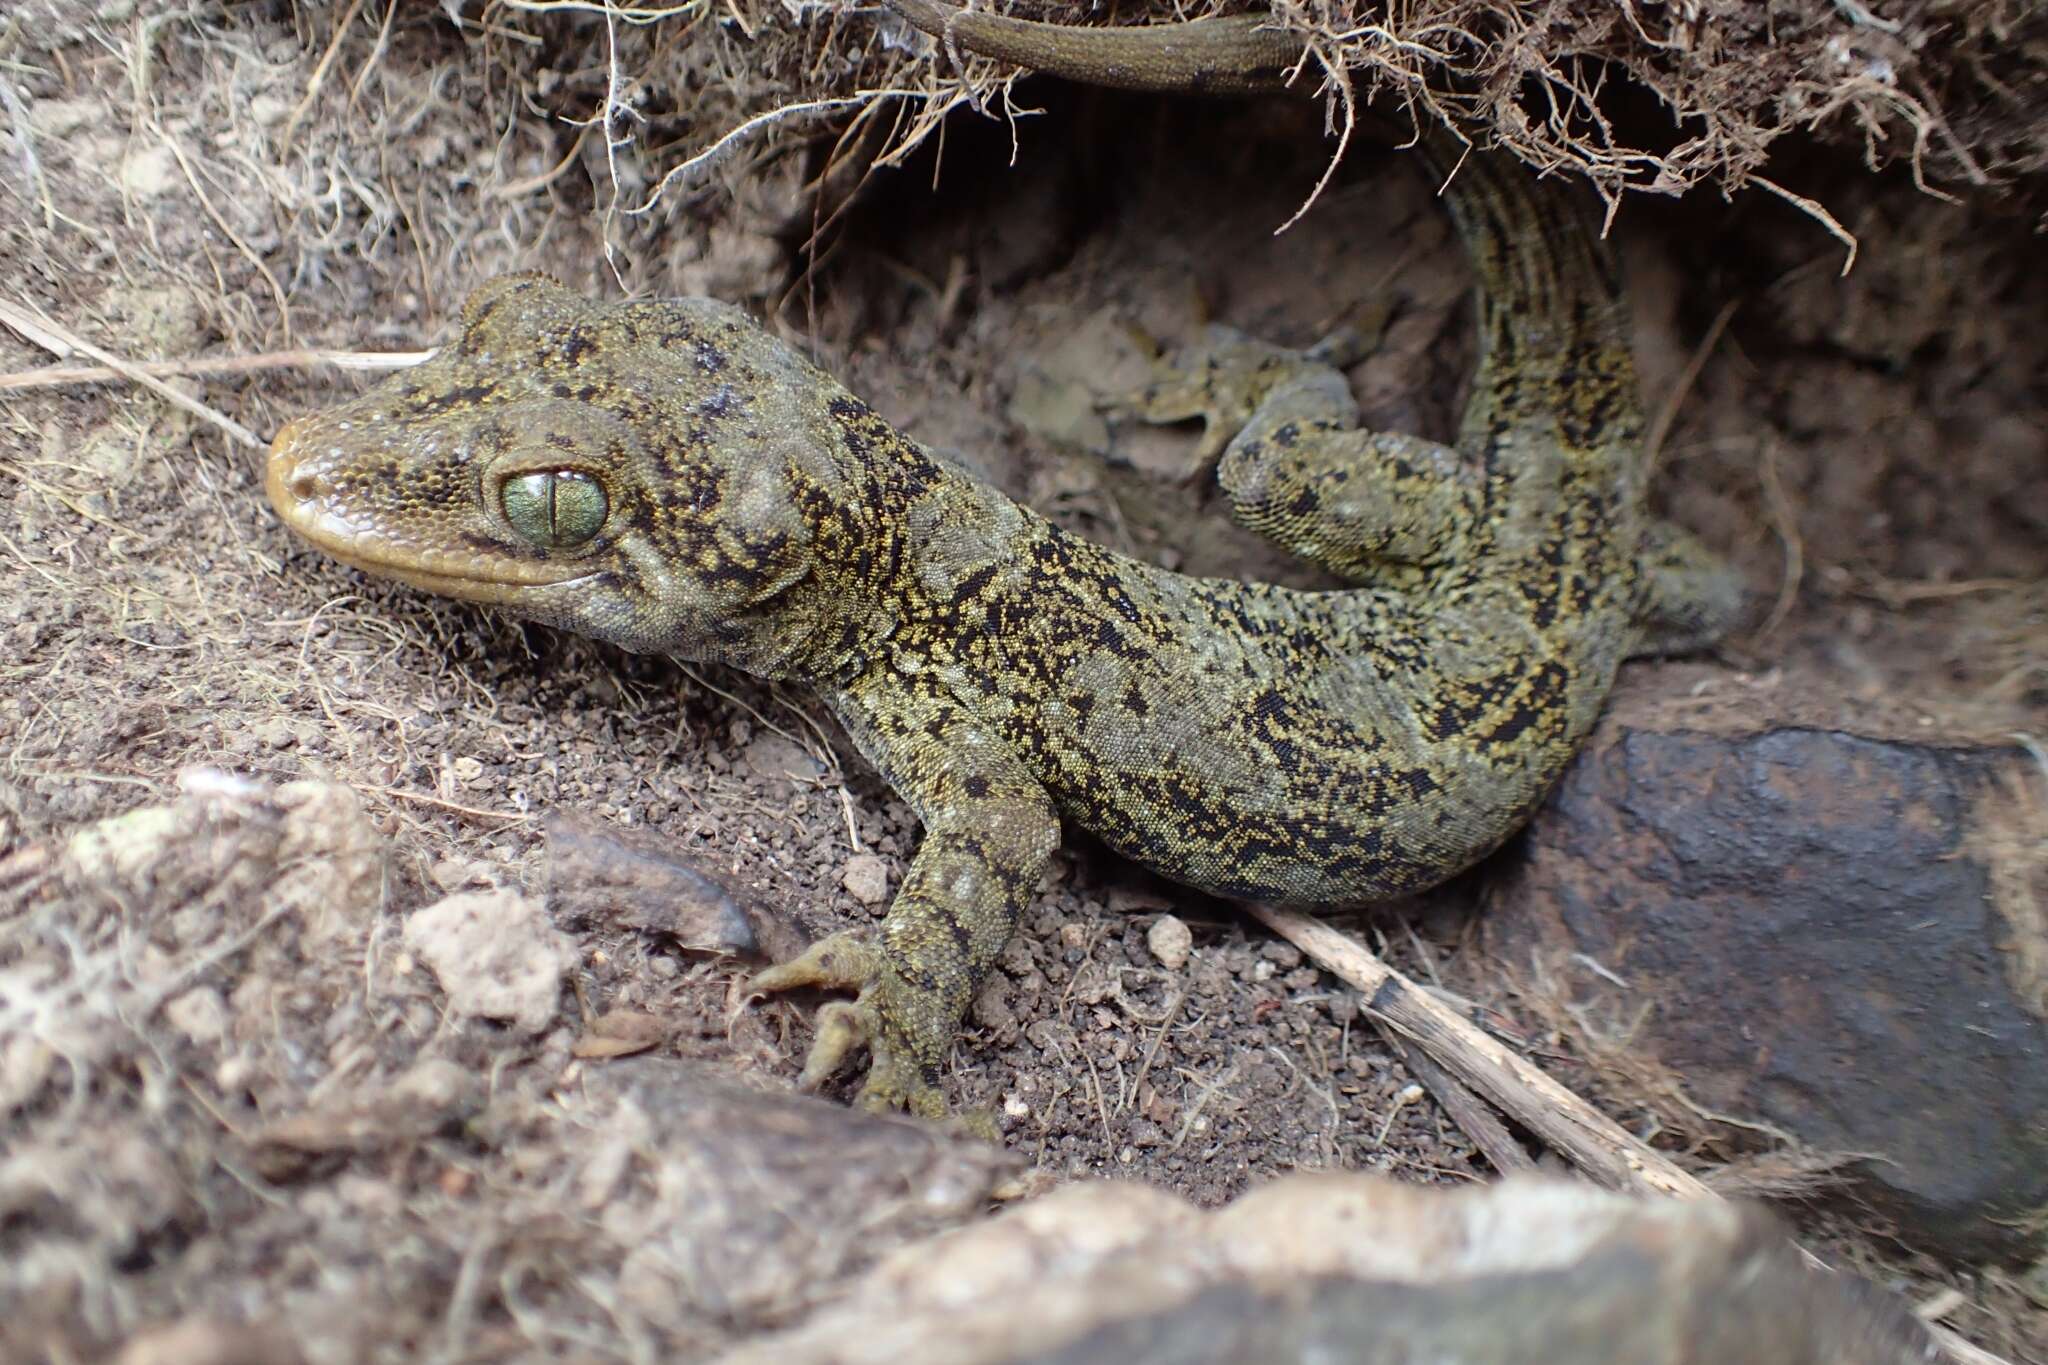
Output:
left=1, top=3, right=2044, bottom=1362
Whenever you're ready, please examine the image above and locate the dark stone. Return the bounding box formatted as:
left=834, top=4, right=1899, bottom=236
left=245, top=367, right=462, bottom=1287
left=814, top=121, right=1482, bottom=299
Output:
left=579, top=1057, right=1020, bottom=1326
left=544, top=810, right=809, bottom=961
left=1480, top=720, right=2047, bottom=1263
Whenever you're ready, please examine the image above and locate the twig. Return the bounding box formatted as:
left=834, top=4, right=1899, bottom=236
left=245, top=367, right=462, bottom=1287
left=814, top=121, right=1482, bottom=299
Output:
left=280, top=0, right=369, bottom=155
left=354, top=785, right=534, bottom=823
left=628, top=89, right=949, bottom=216
left=1122, top=983, right=1187, bottom=1116
left=1379, top=1023, right=1535, bottom=1174
left=1273, top=45, right=1352, bottom=234
left=1248, top=903, right=1711, bottom=1199
left=0, top=526, right=67, bottom=590
left=1753, top=174, right=1859, bottom=275
left=1755, top=437, right=1804, bottom=640
left=488, top=123, right=595, bottom=200
left=1852, top=574, right=2029, bottom=607
left=1643, top=296, right=1739, bottom=468
left=346, top=0, right=401, bottom=115
left=0, top=346, right=431, bottom=392
left=0, top=295, right=263, bottom=450
left=1250, top=904, right=2011, bottom=1365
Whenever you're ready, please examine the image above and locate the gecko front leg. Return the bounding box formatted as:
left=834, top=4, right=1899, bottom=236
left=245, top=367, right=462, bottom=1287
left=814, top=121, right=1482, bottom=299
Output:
left=749, top=666, right=1059, bottom=1117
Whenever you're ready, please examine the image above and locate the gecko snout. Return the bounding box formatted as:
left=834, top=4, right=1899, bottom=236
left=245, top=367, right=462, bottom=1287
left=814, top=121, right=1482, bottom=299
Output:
left=265, top=417, right=332, bottom=514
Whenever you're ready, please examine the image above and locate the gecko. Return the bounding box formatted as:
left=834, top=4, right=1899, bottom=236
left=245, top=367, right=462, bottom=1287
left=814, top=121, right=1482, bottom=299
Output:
left=265, top=3, right=1740, bottom=1117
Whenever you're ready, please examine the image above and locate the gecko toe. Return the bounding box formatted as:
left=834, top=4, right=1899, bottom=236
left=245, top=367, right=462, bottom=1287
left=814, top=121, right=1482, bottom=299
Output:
left=752, top=932, right=953, bottom=1117
left=747, top=929, right=880, bottom=995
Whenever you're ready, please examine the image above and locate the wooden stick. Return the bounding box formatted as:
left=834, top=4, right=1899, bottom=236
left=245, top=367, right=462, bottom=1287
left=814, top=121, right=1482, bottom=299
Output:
left=1250, top=902, right=1712, bottom=1199
left=1379, top=1024, right=1535, bottom=1175
left=0, top=296, right=263, bottom=449
left=0, top=347, right=431, bottom=393
left=1249, top=903, right=2012, bottom=1365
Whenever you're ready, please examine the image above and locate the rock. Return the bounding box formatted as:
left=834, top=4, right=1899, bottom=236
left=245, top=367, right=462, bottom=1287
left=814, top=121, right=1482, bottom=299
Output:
left=842, top=853, right=892, bottom=906
left=117, top=144, right=178, bottom=199
left=573, top=1008, right=668, bottom=1060
left=1, top=773, right=384, bottom=1115
left=1145, top=914, right=1192, bottom=970
left=252, top=1058, right=484, bottom=1171
left=725, top=1174, right=1927, bottom=1365
left=402, top=888, right=574, bottom=1035
left=578, top=1058, right=1020, bottom=1328
left=740, top=730, right=826, bottom=784
left=162, top=987, right=227, bottom=1046
left=544, top=811, right=807, bottom=961
left=1480, top=717, right=2048, bottom=1262
left=114, top=1317, right=303, bottom=1365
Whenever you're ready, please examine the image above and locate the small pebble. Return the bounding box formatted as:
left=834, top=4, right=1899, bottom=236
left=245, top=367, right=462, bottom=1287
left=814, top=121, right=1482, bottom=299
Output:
left=841, top=852, right=890, bottom=905
left=1146, top=913, right=1192, bottom=970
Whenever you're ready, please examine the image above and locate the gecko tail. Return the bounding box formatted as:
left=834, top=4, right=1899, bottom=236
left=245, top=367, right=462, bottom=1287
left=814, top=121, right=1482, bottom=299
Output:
left=1410, top=119, right=1629, bottom=348
left=882, top=0, right=1300, bottom=95
left=1406, top=118, right=1645, bottom=457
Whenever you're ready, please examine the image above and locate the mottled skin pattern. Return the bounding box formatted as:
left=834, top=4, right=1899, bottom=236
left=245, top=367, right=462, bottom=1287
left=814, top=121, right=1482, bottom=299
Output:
left=267, top=9, right=1738, bottom=1117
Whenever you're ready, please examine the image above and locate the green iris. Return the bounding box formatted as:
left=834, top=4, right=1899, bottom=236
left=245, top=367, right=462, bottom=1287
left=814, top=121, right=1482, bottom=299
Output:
left=502, top=471, right=607, bottom=549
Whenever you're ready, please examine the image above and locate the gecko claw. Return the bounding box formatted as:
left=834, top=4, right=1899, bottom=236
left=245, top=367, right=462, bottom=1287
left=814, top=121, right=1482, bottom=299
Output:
left=750, top=931, right=951, bottom=1119
left=748, top=928, right=880, bottom=996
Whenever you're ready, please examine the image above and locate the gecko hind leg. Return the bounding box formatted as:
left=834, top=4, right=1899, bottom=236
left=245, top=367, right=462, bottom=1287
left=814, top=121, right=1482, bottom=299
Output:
left=1130, top=323, right=1484, bottom=586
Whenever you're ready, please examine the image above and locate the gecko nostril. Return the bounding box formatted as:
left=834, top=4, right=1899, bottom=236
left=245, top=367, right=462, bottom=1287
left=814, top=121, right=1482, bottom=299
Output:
left=287, top=469, right=322, bottom=501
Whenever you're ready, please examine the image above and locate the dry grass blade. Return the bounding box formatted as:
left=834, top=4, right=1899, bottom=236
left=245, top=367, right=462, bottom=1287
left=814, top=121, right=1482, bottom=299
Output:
left=1643, top=297, right=1740, bottom=469
left=0, top=296, right=263, bottom=450
left=0, top=348, right=432, bottom=393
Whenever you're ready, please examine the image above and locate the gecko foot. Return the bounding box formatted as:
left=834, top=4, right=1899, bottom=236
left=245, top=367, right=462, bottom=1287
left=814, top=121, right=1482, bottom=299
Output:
left=1119, top=322, right=1374, bottom=479
left=747, top=930, right=950, bottom=1119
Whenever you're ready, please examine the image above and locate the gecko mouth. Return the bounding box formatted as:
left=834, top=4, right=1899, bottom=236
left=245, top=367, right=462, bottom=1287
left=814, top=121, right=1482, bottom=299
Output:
left=265, top=419, right=597, bottom=601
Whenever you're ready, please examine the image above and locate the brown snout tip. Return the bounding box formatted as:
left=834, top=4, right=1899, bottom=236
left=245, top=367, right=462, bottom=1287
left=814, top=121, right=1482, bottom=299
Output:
left=264, top=417, right=320, bottom=515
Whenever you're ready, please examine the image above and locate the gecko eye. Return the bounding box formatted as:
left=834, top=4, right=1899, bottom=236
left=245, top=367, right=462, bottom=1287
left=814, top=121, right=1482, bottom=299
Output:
left=501, top=470, right=608, bottom=549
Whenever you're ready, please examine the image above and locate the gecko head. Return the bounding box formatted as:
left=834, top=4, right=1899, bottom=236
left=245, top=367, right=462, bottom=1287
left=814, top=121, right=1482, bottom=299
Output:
left=268, top=274, right=851, bottom=670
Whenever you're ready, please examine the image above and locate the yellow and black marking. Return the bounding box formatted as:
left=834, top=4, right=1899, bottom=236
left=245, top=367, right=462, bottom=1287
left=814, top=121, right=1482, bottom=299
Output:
left=265, top=14, right=1741, bottom=1117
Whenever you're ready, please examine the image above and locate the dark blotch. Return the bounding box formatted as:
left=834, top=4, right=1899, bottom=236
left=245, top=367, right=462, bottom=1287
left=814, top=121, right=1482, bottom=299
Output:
left=699, top=383, right=738, bottom=419
left=557, top=329, right=598, bottom=365
left=414, top=381, right=498, bottom=415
